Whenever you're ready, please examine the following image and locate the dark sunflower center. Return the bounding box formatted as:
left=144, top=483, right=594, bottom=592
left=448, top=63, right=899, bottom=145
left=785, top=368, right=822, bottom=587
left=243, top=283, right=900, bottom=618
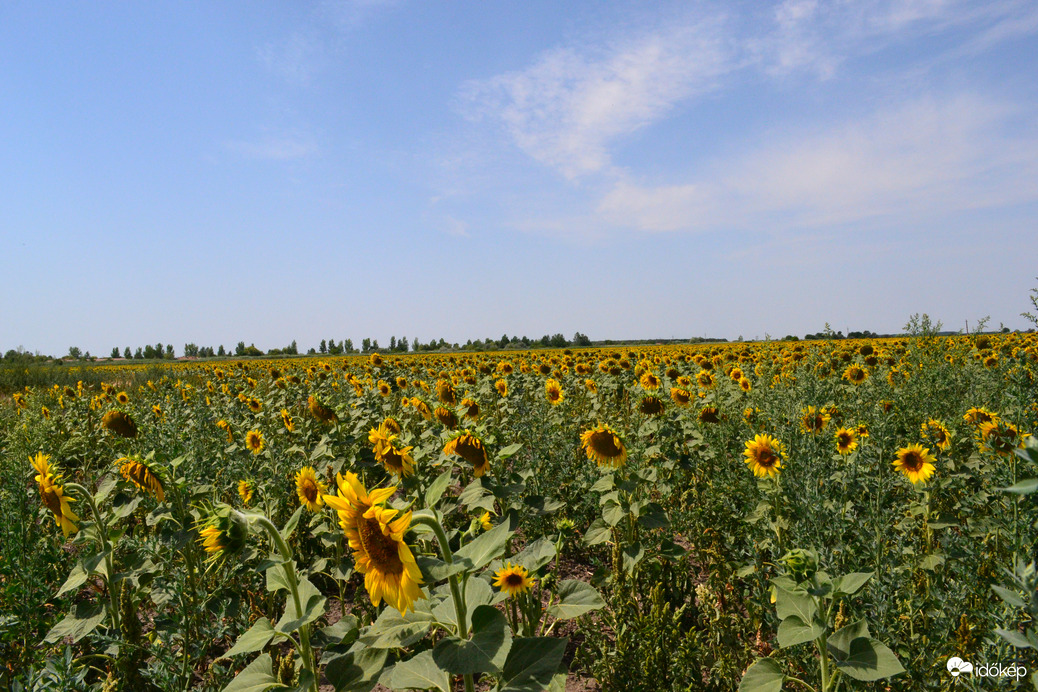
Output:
left=504, top=573, right=525, bottom=587
left=902, top=452, right=923, bottom=471
left=756, top=448, right=777, bottom=468
left=41, top=485, right=62, bottom=515
left=358, top=516, right=404, bottom=575
left=590, top=432, right=622, bottom=457
left=301, top=479, right=319, bottom=503
left=383, top=449, right=405, bottom=471
left=838, top=433, right=852, bottom=446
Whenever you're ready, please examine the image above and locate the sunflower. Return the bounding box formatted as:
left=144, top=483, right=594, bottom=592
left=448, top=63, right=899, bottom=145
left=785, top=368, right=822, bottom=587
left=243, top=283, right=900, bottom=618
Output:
left=545, top=379, right=564, bottom=405
left=245, top=430, right=265, bottom=455
left=434, top=406, right=459, bottom=429
left=920, top=419, right=951, bottom=451
left=460, top=398, right=480, bottom=420
left=580, top=424, right=627, bottom=468
left=281, top=408, right=295, bottom=432
left=638, top=395, right=665, bottom=416
left=370, top=424, right=416, bottom=478
left=639, top=371, right=661, bottom=390
left=323, top=472, right=424, bottom=614
left=978, top=419, right=1029, bottom=456
left=892, top=444, right=936, bottom=484
left=295, top=467, right=327, bottom=511
left=435, top=379, right=457, bottom=405
left=842, top=365, right=868, bottom=385
left=308, top=396, right=338, bottom=423
left=116, top=391, right=130, bottom=404
left=118, top=457, right=165, bottom=501
left=102, top=410, right=138, bottom=438
left=479, top=511, right=493, bottom=531
left=493, top=562, right=536, bottom=598
left=495, top=379, right=508, bottom=397
left=216, top=419, right=233, bottom=442
left=247, top=397, right=262, bottom=413
left=238, top=479, right=254, bottom=506
left=834, top=427, right=858, bottom=455
left=31, top=453, right=78, bottom=536
left=698, top=406, right=721, bottom=424
left=411, top=398, right=433, bottom=420
left=41, top=406, right=51, bottom=419
left=377, top=380, right=392, bottom=396
left=444, top=431, right=490, bottom=477
left=799, top=406, right=831, bottom=435
left=670, top=387, right=691, bottom=406
left=197, top=507, right=249, bottom=563
left=963, top=407, right=997, bottom=426
left=696, top=371, right=715, bottom=390
left=396, top=376, right=408, bottom=389
left=676, top=375, right=692, bottom=388
left=743, top=434, right=787, bottom=479
left=369, top=352, right=384, bottom=367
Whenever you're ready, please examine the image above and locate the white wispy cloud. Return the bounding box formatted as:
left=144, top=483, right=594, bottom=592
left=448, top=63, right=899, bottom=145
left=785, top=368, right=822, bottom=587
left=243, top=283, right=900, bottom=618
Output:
left=596, top=93, right=1038, bottom=232
left=459, top=17, right=733, bottom=179
left=257, top=32, right=322, bottom=86
left=225, top=133, right=318, bottom=161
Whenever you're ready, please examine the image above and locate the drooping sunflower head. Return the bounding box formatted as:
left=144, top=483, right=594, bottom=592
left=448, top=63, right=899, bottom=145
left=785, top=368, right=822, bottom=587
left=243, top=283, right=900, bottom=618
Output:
left=102, top=410, right=138, bottom=438
left=585, top=378, right=598, bottom=393
left=308, top=395, right=338, bottom=423
left=920, top=419, right=951, bottom=451
left=580, top=424, right=627, bottom=469
left=434, top=406, right=459, bottom=429
left=238, top=479, right=254, bottom=506
left=743, top=434, right=787, bottom=479
left=834, top=427, right=858, bottom=456
left=670, top=387, right=691, bottom=406
left=281, top=408, right=295, bottom=432
left=493, top=562, right=535, bottom=598
left=461, top=398, right=480, bottom=420
left=118, top=457, right=165, bottom=502
left=545, top=379, right=564, bottom=405
left=698, top=406, right=721, bottom=424
left=799, top=406, right=831, bottom=435
left=963, top=407, right=997, bottom=427
left=197, top=506, right=250, bottom=563
left=245, top=430, right=265, bottom=455
left=639, top=371, right=661, bottom=390
left=638, top=395, right=665, bottom=416
left=978, top=419, right=1029, bottom=456
left=435, top=379, right=457, bottom=405
left=382, top=416, right=403, bottom=435
left=30, top=453, right=79, bottom=537
left=892, top=444, right=936, bottom=484
left=444, top=431, right=490, bottom=477
left=495, top=379, right=508, bottom=397
left=411, top=398, right=433, bottom=420
left=295, top=466, right=327, bottom=511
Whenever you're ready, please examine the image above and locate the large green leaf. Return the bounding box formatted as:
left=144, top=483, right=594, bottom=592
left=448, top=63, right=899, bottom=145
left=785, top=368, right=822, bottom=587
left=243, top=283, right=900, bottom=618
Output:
left=324, top=648, right=388, bottom=692
left=582, top=518, right=611, bottom=546
left=546, top=580, right=605, bottom=620
left=777, top=615, right=824, bottom=649
left=222, top=653, right=286, bottom=692
left=55, top=552, right=108, bottom=597
left=601, top=499, right=626, bottom=527
left=275, top=576, right=326, bottom=634
left=490, top=538, right=557, bottom=576
left=432, top=605, right=512, bottom=674
left=738, top=658, right=785, bottom=692
left=44, top=602, right=106, bottom=643
left=424, top=469, right=453, bottom=509
left=360, top=607, right=434, bottom=649
left=500, top=637, right=568, bottom=692
left=827, top=619, right=905, bottom=682
left=223, top=618, right=277, bottom=658
left=772, top=585, right=817, bottom=624
left=832, top=572, right=872, bottom=596
left=454, top=516, right=514, bottom=572
left=389, top=650, right=450, bottom=691
left=636, top=502, right=670, bottom=529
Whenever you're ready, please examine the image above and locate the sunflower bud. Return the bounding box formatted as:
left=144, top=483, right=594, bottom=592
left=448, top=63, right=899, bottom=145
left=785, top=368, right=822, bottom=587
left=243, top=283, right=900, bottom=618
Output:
left=779, top=548, right=818, bottom=581
left=197, top=505, right=249, bottom=562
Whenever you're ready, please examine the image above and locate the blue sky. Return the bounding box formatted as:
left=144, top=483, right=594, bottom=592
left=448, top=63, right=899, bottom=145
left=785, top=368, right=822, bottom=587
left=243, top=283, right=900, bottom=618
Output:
left=2, top=0, right=1037, bottom=356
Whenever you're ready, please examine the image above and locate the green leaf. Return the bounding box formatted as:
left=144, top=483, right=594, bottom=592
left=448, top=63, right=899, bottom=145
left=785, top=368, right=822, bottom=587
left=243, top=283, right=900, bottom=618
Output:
left=622, top=542, right=645, bottom=572
left=313, top=615, right=359, bottom=649
left=498, top=442, right=523, bottom=459
left=590, top=474, right=614, bottom=493
left=458, top=479, right=497, bottom=513
left=601, top=499, right=625, bottom=527
left=827, top=620, right=904, bottom=681
left=55, top=552, right=107, bottom=597
left=424, top=470, right=453, bottom=509
left=582, top=518, right=610, bottom=546
left=265, top=561, right=291, bottom=592
left=995, top=627, right=1034, bottom=649
left=490, top=537, right=557, bottom=576
left=433, top=605, right=512, bottom=674
left=501, top=637, right=568, bottom=692
left=324, top=648, right=388, bottom=692
left=222, top=618, right=277, bottom=658
left=546, top=580, right=605, bottom=620
left=222, top=653, right=286, bottom=692
left=389, top=650, right=450, bottom=691
left=832, top=572, right=873, bottom=596
left=275, top=576, right=326, bottom=634
left=993, top=585, right=1026, bottom=608
left=416, top=555, right=467, bottom=583
left=280, top=506, right=303, bottom=541
left=772, top=585, right=817, bottom=624
left=738, top=658, right=785, bottom=692
left=636, top=502, right=670, bottom=529
left=454, top=514, right=514, bottom=572
left=1000, top=479, right=1038, bottom=495
left=44, top=602, right=106, bottom=643
left=360, top=607, right=434, bottom=649
left=777, top=615, right=824, bottom=649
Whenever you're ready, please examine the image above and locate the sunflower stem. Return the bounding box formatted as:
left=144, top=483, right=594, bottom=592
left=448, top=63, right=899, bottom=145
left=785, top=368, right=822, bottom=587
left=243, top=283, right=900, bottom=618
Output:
left=251, top=514, right=318, bottom=692
left=66, top=482, right=121, bottom=633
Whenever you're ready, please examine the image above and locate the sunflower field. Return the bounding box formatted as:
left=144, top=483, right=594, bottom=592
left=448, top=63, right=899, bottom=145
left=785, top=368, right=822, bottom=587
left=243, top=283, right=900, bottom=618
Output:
left=2, top=333, right=1037, bottom=691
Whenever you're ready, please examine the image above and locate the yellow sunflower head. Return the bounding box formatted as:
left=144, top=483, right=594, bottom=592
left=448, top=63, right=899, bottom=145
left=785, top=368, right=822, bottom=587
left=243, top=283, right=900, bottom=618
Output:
left=698, top=406, right=721, bottom=424
left=743, top=434, right=786, bottom=478
left=116, top=391, right=130, bottom=405
left=30, top=453, right=79, bottom=537
left=245, top=430, right=265, bottom=455
left=799, top=406, right=831, bottom=434
left=638, top=395, right=665, bottom=416
left=377, top=380, right=392, bottom=397
left=295, top=467, right=327, bottom=511
left=834, top=427, right=858, bottom=456
left=444, top=431, right=491, bottom=477
left=238, top=479, right=254, bottom=506
left=101, top=410, right=138, bottom=438
left=920, top=419, right=951, bottom=451
left=545, top=379, right=564, bottom=405
left=434, top=406, right=459, bottom=430
left=580, top=424, right=627, bottom=469
left=197, top=506, right=250, bottom=563
left=842, top=365, right=868, bottom=385
left=639, top=371, right=661, bottom=390
left=495, top=379, right=509, bottom=397
left=892, top=444, right=936, bottom=484
left=369, top=352, right=384, bottom=367
left=461, top=398, right=480, bottom=420
left=493, top=562, right=535, bottom=598
left=978, top=419, right=1029, bottom=456
left=118, top=456, right=165, bottom=502
left=435, top=379, right=457, bottom=405
left=963, top=407, right=997, bottom=427
left=308, top=395, right=338, bottom=423
left=281, top=408, right=295, bottom=432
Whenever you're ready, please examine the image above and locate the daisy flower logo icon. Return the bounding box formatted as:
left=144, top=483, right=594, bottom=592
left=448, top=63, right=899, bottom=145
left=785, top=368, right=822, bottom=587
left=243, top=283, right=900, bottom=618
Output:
left=947, top=657, right=973, bottom=677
